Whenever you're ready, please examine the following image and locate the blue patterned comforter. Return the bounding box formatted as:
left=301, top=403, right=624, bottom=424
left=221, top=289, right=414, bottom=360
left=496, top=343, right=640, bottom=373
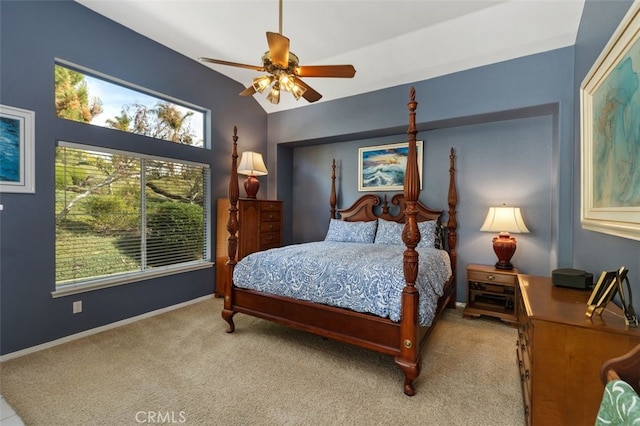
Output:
left=233, top=242, right=452, bottom=326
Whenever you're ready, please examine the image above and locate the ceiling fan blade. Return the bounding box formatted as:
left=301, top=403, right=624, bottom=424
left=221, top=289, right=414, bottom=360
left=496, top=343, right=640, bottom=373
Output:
left=198, top=57, right=264, bottom=72
left=293, top=77, right=322, bottom=103
left=296, top=65, right=356, bottom=78
left=239, top=85, right=257, bottom=96
left=266, top=32, right=290, bottom=68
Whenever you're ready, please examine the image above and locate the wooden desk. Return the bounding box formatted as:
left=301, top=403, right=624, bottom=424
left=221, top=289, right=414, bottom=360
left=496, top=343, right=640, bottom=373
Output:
left=517, top=274, right=640, bottom=426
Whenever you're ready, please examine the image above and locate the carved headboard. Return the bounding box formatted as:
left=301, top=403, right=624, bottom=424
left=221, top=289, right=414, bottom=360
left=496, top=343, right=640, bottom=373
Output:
left=338, top=194, right=442, bottom=224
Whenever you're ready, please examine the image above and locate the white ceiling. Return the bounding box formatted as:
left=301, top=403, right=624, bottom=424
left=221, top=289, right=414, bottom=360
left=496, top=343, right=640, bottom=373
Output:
left=76, top=0, right=585, bottom=114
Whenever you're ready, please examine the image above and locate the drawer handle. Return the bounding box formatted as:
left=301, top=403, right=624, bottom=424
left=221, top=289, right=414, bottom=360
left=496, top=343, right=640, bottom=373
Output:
left=269, top=214, right=273, bottom=219
left=269, top=224, right=273, bottom=230
left=487, top=274, right=495, bottom=281
left=525, top=370, right=530, bottom=379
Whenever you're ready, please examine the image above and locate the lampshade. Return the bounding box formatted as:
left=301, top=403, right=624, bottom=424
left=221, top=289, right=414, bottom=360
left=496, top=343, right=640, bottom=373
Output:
left=290, top=81, right=307, bottom=100
left=237, top=151, right=268, bottom=177
left=266, top=82, right=281, bottom=104
left=480, top=207, right=529, bottom=234
left=252, top=75, right=274, bottom=94
left=279, top=74, right=295, bottom=92
left=237, top=151, right=268, bottom=199
left=480, top=206, right=529, bottom=270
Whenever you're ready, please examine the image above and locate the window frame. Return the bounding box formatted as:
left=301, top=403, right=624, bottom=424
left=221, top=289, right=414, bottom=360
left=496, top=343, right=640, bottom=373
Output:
left=55, top=59, right=209, bottom=149
left=53, top=142, right=212, bottom=298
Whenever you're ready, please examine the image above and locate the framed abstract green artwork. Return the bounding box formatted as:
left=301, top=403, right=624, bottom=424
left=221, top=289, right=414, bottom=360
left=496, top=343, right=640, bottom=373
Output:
left=581, top=0, right=640, bottom=241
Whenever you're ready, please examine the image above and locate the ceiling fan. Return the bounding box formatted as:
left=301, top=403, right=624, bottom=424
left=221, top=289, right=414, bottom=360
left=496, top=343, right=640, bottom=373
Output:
left=198, top=0, right=356, bottom=104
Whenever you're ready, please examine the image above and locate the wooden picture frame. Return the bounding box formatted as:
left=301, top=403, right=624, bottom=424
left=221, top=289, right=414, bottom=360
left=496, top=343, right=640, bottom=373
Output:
left=358, top=141, right=423, bottom=191
left=0, top=104, right=35, bottom=193
left=580, top=1, right=640, bottom=241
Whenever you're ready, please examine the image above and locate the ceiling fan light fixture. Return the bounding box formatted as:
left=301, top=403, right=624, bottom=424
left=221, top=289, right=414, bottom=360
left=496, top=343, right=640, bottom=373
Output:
left=290, top=82, right=307, bottom=100
left=266, top=82, right=281, bottom=104
left=279, top=74, right=295, bottom=92
left=252, top=75, right=274, bottom=93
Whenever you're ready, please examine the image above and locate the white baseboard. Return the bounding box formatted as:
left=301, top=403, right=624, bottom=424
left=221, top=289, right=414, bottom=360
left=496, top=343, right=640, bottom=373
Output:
left=0, top=294, right=214, bottom=362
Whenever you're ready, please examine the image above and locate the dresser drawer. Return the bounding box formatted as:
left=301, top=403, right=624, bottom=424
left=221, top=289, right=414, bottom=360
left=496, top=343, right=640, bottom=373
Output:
left=468, top=270, right=517, bottom=285
left=260, top=201, right=281, bottom=212
left=517, top=342, right=531, bottom=395
left=260, top=210, right=281, bottom=222
left=260, top=221, right=281, bottom=233
left=517, top=327, right=533, bottom=426
left=260, top=231, right=280, bottom=247
left=523, top=321, right=533, bottom=354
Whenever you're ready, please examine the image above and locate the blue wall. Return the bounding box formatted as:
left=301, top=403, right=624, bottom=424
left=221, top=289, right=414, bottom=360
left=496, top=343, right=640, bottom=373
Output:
left=0, top=1, right=267, bottom=355
left=572, top=0, right=639, bottom=307
left=269, top=48, right=574, bottom=300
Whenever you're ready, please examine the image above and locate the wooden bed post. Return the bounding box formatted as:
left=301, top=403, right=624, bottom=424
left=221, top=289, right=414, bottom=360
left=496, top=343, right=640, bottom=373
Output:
left=395, top=87, right=421, bottom=396
left=330, top=159, right=337, bottom=219
left=447, top=148, right=458, bottom=307
left=222, top=126, right=240, bottom=333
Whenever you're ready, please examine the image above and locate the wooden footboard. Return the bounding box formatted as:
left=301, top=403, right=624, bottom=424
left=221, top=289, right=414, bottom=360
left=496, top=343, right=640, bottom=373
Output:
left=222, top=88, right=458, bottom=396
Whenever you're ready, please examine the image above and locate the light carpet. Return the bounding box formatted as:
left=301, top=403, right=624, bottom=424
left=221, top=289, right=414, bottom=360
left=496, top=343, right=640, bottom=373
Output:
left=0, top=298, right=524, bottom=425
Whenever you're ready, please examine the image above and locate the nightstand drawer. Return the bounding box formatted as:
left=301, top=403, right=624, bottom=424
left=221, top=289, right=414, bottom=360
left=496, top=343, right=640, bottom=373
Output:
left=468, top=270, right=517, bottom=285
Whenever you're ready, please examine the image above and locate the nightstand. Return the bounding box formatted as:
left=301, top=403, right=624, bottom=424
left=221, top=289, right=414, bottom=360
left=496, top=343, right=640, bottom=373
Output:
left=463, top=264, right=519, bottom=324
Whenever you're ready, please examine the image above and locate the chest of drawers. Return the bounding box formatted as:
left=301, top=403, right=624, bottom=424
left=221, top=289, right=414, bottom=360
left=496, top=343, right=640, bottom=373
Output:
left=517, top=274, right=640, bottom=425
left=215, top=198, right=282, bottom=296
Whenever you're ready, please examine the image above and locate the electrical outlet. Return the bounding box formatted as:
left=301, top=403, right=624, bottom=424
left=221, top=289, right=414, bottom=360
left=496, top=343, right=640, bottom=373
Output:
left=73, top=300, right=82, bottom=314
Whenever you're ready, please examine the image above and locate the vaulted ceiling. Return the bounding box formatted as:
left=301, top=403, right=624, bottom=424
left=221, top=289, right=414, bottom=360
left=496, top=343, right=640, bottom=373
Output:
left=76, top=0, right=585, bottom=114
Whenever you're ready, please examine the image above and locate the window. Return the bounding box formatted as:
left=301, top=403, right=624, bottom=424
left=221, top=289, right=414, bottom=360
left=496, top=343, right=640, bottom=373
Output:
left=55, top=143, right=210, bottom=291
left=53, top=61, right=211, bottom=295
left=54, top=63, right=205, bottom=147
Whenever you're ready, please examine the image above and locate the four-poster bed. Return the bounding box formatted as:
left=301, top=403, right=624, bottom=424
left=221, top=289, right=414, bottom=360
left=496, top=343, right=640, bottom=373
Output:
left=221, top=88, right=458, bottom=395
